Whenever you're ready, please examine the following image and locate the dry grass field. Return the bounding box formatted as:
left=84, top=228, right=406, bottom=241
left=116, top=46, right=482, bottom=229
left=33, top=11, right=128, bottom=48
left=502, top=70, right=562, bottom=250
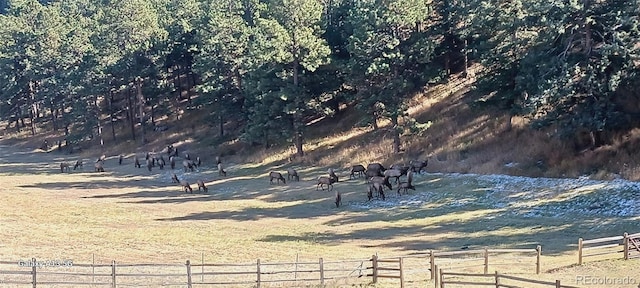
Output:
left=0, top=136, right=639, bottom=288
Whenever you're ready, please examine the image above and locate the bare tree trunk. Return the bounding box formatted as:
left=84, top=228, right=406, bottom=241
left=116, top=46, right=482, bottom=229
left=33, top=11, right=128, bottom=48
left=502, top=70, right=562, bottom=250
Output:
left=219, top=114, right=224, bottom=137
left=391, top=115, right=400, bottom=153
left=127, top=85, right=136, bottom=141
left=109, top=90, right=116, bottom=141
left=28, top=82, right=36, bottom=136
left=49, top=101, right=58, bottom=132
left=136, top=78, right=146, bottom=145
left=95, top=95, right=104, bottom=151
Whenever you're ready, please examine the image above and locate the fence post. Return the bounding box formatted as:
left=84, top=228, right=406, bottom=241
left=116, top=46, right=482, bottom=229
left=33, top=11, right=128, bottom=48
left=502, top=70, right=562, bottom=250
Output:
left=256, top=259, right=261, bottom=288
left=111, top=260, right=116, bottom=288
left=434, top=264, right=439, bottom=288
left=536, top=245, right=541, bottom=274
left=371, top=255, right=378, bottom=283
left=494, top=271, right=499, bottom=288
left=186, top=260, right=192, bottom=288
left=439, top=268, right=444, bottom=288
left=578, top=238, right=583, bottom=265
left=399, top=257, right=404, bottom=288
left=623, top=232, right=629, bottom=260
left=430, top=250, right=435, bottom=280
left=319, top=258, right=324, bottom=286
left=555, top=279, right=561, bottom=288
left=484, top=248, right=489, bottom=274
left=31, top=258, right=36, bottom=288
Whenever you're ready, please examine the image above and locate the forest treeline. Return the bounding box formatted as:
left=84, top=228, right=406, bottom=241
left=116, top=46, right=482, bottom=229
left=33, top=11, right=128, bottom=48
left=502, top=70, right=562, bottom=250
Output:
left=0, top=0, right=639, bottom=155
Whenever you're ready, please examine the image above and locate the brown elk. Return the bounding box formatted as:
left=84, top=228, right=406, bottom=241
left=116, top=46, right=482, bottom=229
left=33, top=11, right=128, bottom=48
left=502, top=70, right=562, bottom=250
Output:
left=73, top=160, right=83, bottom=170
left=349, top=165, right=366, bottom=179
left=287, top=168, right=299, bottom=181
left=94, top=160, right=105, bottom=172
left=183, top=160, right=196, bottom=172
left=146, top=159, right=153, bottom=171
left=366, top=163, right=385, bottom=177
left=180, top=180, right=193, bottom=193
left=218, top=163, right=227, bottom=176
left=390, top=163, right=410, bottom=175
left=269, top=172, right=286, bottom=184
left=383, top=168, right=403, bottom=184
left=60, top=162, right=71, bottom=173
left=409, top=159, right=428, bottom=174
left=134, top=156, right=141, bottom=168
left=316, top=176, right=336, bottom=191
left=397, top=171, right=415, bottom=196
left=197, top=180, right=208, bottom=193
left=369, top=176, right=392, bottom=190
left=169, top=156, right=176, bottom=169
left=328, top=168, right=339, bottom=183
left=368, top=182, right=386, bottom=201
left=171, top=173, right=180, bottom=183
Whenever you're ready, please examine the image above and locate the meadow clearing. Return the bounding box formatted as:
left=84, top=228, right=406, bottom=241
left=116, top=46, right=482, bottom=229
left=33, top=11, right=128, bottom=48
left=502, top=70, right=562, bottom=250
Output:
left=0, top=139, right=638, bottom=287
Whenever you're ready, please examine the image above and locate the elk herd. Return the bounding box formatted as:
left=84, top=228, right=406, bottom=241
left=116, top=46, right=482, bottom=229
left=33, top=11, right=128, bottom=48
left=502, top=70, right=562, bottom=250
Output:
left=269, top=158, right=428, bottom=208
left=58, top=144, right=227, bottom=194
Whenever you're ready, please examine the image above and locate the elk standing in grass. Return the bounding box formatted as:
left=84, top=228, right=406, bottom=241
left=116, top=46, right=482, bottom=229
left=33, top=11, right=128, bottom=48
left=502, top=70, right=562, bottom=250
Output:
left=328, top=168, right=339, bottom=183
left=134, top=156, right=141, bottom=168
left=169, top=156, right=176, bottom=169
left=218, top=163, right=227, bottom=176
left=146, top=159, right=153, bottom=171
left=73, top=160, right=83, bottom=170
left=316, top=176, right=336, bottom=191
left=397, top=171, right=415, bottom=196
left=287, top=168, right=299, bottom=181
left=409, top=159, right=428, bottom=174
left=366, top=163, right=385, bottom=177
left=384, top=168, right=403, bottom=184
left=269, top=172, right=286, bottom=184
left=60, top=162, right=71, bottom=173
left=349, top=165, right=366, bottom=179
left=197, top=180, right=208, bottom=193
left=94, top=160, right=105, bottom=172
left=180, top=180, right=193, bottom=193
left=369, top=175, right=392, bottom=190
left=183, top=160, right=196, bottom=172
left=368, top=182, right=386, bottom=200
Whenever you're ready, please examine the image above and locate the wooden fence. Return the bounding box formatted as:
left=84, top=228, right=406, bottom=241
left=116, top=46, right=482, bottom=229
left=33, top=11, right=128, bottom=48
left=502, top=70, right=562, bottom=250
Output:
left=428, top=246, right=542, bottom=280
left=577, top=231, right=640, bottom=265
left=437, top=269, right=580, bottom=288
left=0, top=246, right=544, bottom=287
left=0, top=258, right=370, bottom=287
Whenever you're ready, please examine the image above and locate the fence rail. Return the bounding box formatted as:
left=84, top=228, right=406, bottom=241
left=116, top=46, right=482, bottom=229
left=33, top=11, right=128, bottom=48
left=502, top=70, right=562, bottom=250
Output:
left=577, top=231, right=640, bottom=265
left=438, top=269, right=580, bottom=288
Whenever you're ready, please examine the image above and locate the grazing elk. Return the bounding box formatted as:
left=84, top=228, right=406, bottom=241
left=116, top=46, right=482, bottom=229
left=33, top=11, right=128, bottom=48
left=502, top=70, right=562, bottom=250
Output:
left=169, top=156, right=176, bottom=169
left=118, top=155, right=124, bottom=165
left=73, top=160, right=83, bottom=170
left=366, top=163, right=385, bottom=177
left=197, top=180, right=208, bottom=193
left=383, top=168, right=403, bottom=184
left=287, top=168, right=299, bottom=181
left=335, top=190, right=342, bottom=208
left=218, top=163, right=227, bottom=176
left=183, top=160, right=196, bottom=172
left=369, top=175, right=393, bottom=190
left=180, top=180, right=193, bottom=193
left=397, top=171, right=415, bottom=196
left=94, top=160, right=105, bottom=172
left=316, top=176, right=336, bottom=191
left=60, top=162, right=71, bottom=173
left=409, top=159, right=428, bottom=174
left=390, top=163, right=410, bottom=176
left=349, top=165, right=366, bottom=179
left=368, top=182, right=386, bottom=201
left=171, top=173, right=180, bottom=183
left=328, top=168, right=339, bottom=183
left=134, top=156, right=141, bottom=168
left=269, top=171, right=286, bottom=184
